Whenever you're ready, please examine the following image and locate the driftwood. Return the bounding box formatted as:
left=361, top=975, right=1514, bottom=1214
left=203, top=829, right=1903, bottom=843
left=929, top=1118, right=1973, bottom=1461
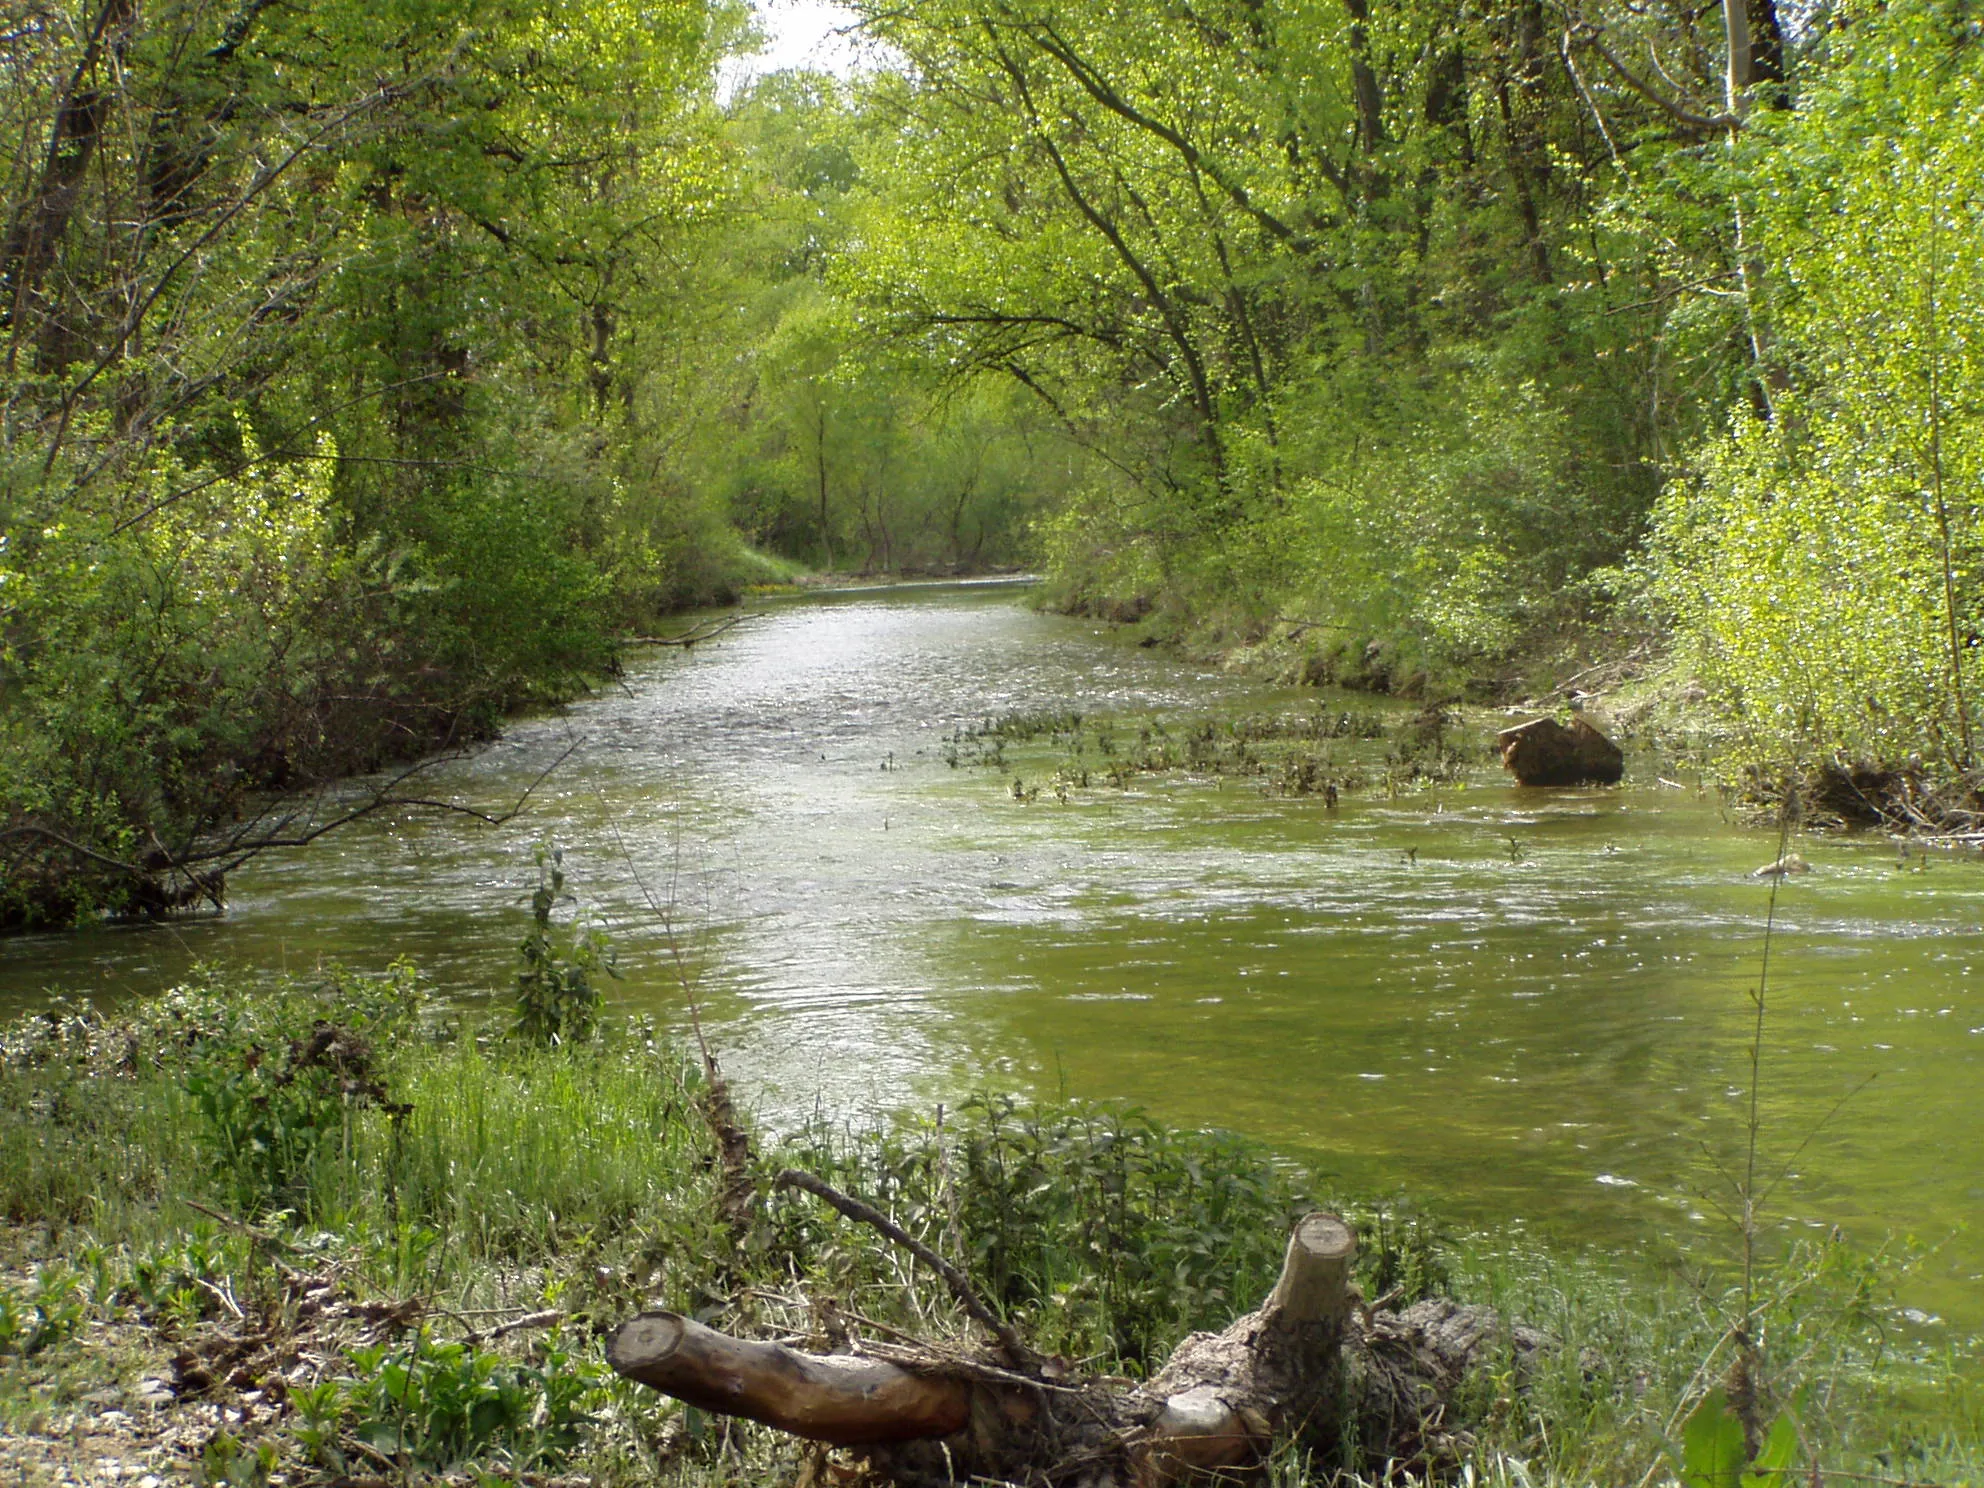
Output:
left=609, top=1313, right=975, bottom=1444
left=1495, top=715, right=1624, bottom=786
left=626, top=614, right=747, bottom=648
left=608, top=1212, right=1546, bottom=1486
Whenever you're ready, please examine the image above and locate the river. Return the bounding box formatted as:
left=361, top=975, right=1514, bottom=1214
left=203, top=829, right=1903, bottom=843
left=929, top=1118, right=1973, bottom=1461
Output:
left=3, top=581, right=1980, bottom=1335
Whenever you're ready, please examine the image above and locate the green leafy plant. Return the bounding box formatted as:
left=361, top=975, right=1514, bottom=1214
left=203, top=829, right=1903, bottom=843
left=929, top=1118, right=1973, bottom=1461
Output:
left=299, top=1329, right=604, bottom=1474
left=1677, top=1388, right=1799, bottom=1488
left=126, top=1229, right=242, bottom=1328
left=193, top=1430, right=277, bottom=1488
left=0, top=1265, right=86, bottom=1357
left=772, top=1094, right=1369, bottom=1371
left=185, top=1019, right=407, bottom=1214
left=152, top=966, right=422, bottom=1215
left=513, top=846, right=616, bottom=1046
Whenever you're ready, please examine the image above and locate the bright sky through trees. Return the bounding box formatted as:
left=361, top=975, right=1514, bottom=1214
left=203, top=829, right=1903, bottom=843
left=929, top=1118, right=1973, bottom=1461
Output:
left=721, top=1, right=867, bottom=93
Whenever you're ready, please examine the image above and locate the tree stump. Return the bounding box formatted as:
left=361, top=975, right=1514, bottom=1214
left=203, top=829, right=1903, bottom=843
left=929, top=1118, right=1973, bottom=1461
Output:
left=1495, top=716, right=1624, bottom=786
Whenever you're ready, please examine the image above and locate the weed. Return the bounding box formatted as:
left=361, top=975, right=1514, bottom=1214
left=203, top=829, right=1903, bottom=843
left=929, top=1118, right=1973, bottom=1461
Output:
left=297, top=1328, right=605, bottom=1474
left=1675, top=1387, right=1797, bottom=1488
left=185, top=1018, right=408, bottom=1216
left=193, top=1430, right=277, bottom=1488
left=0, top=1265, right=86, bottom=1357
left=513, top=845, right=616, bottom=1046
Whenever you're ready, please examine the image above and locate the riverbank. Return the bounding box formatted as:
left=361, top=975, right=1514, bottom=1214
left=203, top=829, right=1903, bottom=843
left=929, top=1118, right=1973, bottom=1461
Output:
left=1068, top=591, right=1984, bottom=840
left=3, top=967, right=1977, bottom=1487
left=0, top=566, right=1036, bottom=936
left=3, top=584, right=1980, bottom=1347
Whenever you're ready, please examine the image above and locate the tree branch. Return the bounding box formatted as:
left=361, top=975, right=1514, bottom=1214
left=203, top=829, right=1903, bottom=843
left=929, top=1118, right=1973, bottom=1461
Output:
left=1570, top=23, right=1738, bottom=133
left=775, top=1168, right=1039, bottom=1373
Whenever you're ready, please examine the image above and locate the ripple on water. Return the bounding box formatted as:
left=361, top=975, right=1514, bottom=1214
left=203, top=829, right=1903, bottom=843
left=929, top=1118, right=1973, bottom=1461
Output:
left=2, top=584, right=1981, bottom=1335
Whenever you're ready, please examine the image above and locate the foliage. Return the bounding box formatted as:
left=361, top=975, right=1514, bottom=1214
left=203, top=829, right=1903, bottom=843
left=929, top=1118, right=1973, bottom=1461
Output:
left=0, top=964, right=422, bottom=1225
left=838, top=0, right=1679, bottom=683
left=182, top=1009, right=415, bottom=1216
left=774, top=1092, right=1443, bottom=1373
left=668, top=73, right=1077, bottom=578
left=1647, top=0, right=1984, bottom=787
left=293, top=1329, right=605, bottom=1474
left=512, top=846, right=616, bottom=1046
left=1676, top=1390, right=1798, bottom=1488
left=193, top=1431, right=278, bottom=1488
left=1, top=973, right=1980, bottom=1484
left=0, top=1266, right=86, bottom=1358
left=0, top=0, right=744, bottom=924
left=3, top=0, right=1979, bottom=931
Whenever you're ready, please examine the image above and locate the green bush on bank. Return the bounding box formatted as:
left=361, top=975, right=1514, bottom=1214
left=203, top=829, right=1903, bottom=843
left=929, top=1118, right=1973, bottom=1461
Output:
left=1641, top=1, right=1984, bottom=794
left=1, top=968, right=1978, bottom=1486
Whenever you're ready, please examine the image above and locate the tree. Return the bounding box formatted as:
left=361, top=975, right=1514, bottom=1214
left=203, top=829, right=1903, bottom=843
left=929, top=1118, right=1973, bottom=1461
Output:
left=1648, top=0, right=1984, bottom=791
left=0, top=0, right=741, bottom=923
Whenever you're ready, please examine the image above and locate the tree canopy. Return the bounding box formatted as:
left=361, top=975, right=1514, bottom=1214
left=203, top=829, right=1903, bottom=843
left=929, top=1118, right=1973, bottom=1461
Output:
left=4, top=0, right=1980, bottom=921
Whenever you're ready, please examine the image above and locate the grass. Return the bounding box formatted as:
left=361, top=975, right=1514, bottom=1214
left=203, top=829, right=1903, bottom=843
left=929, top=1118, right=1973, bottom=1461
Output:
left=1, top=966, right=1979, bottom=1486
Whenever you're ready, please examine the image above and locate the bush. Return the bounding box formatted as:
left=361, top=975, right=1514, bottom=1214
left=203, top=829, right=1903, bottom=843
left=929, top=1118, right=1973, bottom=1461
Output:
left=1647, top=0, right=1984, bottom=783
left=770, top=1093, right=1449, bottom=1373
left=512, top=846, right=615, bottom=1046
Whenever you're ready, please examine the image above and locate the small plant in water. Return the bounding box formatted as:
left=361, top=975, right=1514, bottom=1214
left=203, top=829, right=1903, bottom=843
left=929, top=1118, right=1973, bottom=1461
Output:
left=513, top=844, right=616, bottom=1045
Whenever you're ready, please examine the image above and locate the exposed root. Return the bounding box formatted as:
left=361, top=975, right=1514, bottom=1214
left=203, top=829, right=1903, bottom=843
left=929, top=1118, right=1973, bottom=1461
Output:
left=1746, top=758, right=1984, bottom=836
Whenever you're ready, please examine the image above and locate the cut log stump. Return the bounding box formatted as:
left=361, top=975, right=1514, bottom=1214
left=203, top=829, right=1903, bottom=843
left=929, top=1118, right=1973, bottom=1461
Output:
left=1495, top=716, right=1624, bottom=786
left=606, top=1211, right=1543, bottom=1486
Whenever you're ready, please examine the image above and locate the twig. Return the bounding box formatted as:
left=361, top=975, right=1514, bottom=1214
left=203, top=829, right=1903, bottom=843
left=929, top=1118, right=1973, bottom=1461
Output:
left=1556, top=642, right=1653, bottom=693
left=1356, top=1283, right=1405, bottom=1331
left=461, top=1309, right=563, bottom=1346
left=858, top=1339, right=1085, bottom=1395
left=774, top=1168, right=1038, bottom=1373
left=828, top=1304, right=944, bottom=1349
left=1274, top=616, right=1354, bottom=637
left=195, top=1275, right=245, bottom=1321
left=2, top=740, right=578, bottom=890
left=626, top=615, right=748, bottom=648
left=1569, top=22, right=1738, bottom=133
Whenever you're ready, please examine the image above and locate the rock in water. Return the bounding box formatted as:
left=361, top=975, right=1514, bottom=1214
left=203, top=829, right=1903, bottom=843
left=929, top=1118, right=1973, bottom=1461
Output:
left=1751, top=852, right=1811, bottom=878
left=1495, top=716, right=1624, bottom=786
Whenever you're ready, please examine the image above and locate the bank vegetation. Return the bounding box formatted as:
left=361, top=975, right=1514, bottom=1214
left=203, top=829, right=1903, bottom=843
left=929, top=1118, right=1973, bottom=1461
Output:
left=1, top=965, right=1976, bottom=1486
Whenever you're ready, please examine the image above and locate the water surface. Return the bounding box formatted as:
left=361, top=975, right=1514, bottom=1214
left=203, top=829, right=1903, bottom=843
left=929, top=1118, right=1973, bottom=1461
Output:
left=3, top=583, right=1979, bottom=1331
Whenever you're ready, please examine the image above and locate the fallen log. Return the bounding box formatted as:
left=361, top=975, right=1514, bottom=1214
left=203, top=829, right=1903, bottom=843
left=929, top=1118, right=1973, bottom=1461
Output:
left=608, top=1313, right=974, bottom=1444
left=1495, top=715, right=1624, bottom=786
left=607, top=1210, right=1542, bottom=1485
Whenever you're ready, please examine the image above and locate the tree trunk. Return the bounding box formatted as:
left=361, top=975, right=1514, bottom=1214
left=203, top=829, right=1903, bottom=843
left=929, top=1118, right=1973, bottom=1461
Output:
left=1, top=0, right=137, bottom=357
left=1495, top=715, right=1625, bottom=785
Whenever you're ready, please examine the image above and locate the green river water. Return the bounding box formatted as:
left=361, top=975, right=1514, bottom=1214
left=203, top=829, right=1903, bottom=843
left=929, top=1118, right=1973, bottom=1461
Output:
left=3, top=582, right=1980, bottom=1337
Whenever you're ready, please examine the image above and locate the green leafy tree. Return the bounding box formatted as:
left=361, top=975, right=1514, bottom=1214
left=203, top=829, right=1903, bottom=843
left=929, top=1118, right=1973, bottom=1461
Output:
left=1648, top=0, right=1984, bottom=784
left=0, top=0, right=743, bottom=922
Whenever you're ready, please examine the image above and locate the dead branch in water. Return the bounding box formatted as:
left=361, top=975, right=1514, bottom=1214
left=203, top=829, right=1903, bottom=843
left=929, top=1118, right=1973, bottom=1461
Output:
left=626, top=614, right=749, bottom=648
